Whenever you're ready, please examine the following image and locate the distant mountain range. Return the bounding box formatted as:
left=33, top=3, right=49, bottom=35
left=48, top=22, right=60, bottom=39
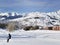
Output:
left=0, top=12, right=23, bottom=20
left=0, top=10, right=60, bottom=27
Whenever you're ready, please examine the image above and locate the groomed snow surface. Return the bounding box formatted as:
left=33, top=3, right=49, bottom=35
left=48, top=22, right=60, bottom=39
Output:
left=0, top=29, right=60, bottom=45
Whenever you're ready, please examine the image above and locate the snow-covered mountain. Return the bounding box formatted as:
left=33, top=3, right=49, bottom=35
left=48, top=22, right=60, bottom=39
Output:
left=18, top=10, right=60, bottom=27
left=0, top=12, right=23, bottom=21
left=0, top=10, right=60, bottom=27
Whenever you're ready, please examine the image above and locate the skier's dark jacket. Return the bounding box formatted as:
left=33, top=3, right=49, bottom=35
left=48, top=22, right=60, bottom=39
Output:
left=9, top=34, right=11, bottom=39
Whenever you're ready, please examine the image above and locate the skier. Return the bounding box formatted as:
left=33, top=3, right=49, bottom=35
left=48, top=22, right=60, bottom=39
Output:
left=7, top=33, right=11, bottom=42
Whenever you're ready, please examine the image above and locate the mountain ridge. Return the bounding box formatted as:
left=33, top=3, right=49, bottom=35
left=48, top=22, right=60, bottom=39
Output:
left=0, top=10, right=60, bottom=27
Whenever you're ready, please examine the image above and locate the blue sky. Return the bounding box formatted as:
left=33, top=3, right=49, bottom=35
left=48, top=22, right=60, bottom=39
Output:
left=0, top=0, right=60, bottom=13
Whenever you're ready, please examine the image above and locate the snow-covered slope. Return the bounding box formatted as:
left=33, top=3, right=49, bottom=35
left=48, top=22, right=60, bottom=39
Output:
left=1, top=29, right=60, bottom=45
